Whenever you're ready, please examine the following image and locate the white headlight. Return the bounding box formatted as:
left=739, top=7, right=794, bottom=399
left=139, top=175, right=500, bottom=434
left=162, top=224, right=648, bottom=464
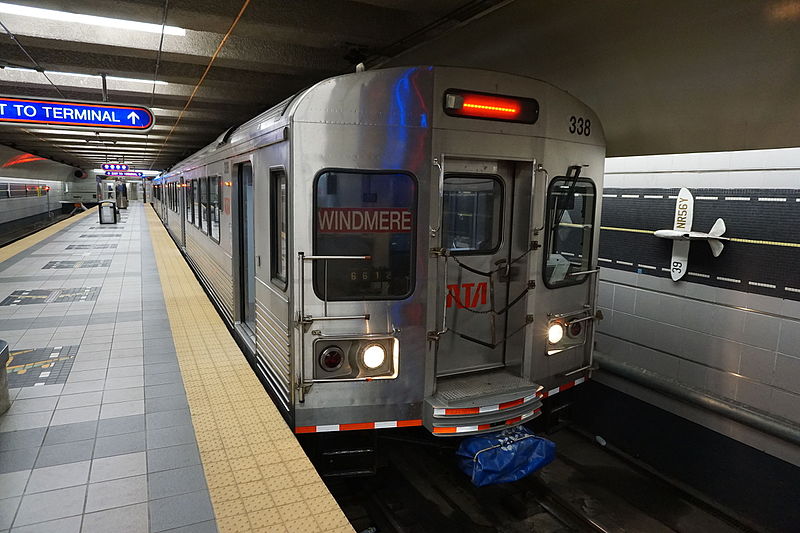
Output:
left=362, top=344, right=386, bottom=369
left=548, top=323, right=564, bottom=344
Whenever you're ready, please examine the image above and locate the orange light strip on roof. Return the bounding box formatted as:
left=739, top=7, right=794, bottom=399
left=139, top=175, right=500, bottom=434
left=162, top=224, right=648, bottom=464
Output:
left=461, top=94, right=520, bottom=117
left=462, top=102, right=519, bottom=114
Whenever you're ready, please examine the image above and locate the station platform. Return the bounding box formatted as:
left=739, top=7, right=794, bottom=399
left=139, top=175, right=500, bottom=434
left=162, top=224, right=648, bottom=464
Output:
left=0, top=202, right=352, bottom=533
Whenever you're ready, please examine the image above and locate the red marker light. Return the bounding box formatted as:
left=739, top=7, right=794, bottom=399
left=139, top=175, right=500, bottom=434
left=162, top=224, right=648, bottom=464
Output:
left=444, top=89, right=539, bottom=124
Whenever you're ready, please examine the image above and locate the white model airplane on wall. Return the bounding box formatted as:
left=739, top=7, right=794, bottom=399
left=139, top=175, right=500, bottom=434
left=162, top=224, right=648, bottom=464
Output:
left=654, top=188, right=728, bottom=281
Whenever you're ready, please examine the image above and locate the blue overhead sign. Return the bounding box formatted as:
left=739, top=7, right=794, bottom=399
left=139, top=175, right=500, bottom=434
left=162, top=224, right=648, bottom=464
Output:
left=105, top=171, right=143, bottom=177
left=0, top=96, right=154, bottom=131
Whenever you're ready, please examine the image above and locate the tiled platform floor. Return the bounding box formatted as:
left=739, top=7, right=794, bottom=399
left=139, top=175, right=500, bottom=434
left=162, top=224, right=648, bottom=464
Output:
left=0, top=202, right=351, bottom=532
left=145, top=208, right=351, bottom=533
left=0, top=205, right=217, bottom=532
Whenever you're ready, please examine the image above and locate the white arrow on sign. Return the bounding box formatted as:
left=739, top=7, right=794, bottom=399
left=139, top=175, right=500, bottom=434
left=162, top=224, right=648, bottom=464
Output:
left=127, top=111, right=139, bottom=124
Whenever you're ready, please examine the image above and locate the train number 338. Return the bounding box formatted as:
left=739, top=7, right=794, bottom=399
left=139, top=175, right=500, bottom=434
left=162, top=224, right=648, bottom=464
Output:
left=569, top=116, right=591, bottom=136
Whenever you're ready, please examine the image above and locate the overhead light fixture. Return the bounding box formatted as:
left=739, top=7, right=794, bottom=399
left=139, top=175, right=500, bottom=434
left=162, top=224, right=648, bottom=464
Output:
left=27, top=129, right=168, bottom=140
left=0, top=2, right=186, bottom=35
left=3, top=67, right=168, bottom=85
left=107, top=75, right=168, bottom=86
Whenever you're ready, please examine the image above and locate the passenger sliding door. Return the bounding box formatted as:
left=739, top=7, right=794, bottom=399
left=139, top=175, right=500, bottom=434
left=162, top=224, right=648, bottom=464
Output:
left=233, top=162, right=256, bottom=336
left=180, top=177, right=186, bottom=245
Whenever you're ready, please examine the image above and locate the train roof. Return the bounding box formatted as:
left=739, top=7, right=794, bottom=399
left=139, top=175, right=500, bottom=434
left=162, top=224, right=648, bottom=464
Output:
left=159, top=66, right=602, bottom=179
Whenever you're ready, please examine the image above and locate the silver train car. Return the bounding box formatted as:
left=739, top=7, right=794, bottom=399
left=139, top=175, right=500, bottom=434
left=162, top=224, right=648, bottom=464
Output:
left=149, top=66, right=605, bottom=436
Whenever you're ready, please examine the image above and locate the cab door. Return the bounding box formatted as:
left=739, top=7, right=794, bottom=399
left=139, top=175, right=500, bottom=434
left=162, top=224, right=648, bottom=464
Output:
left=436, top=159, right=525, bottom=376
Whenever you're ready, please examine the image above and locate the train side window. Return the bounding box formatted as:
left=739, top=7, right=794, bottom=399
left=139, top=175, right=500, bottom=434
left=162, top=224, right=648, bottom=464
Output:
left=209, top=176, right=220, bottom=242
left=199, top=178, right=208, bottom=234
left=270, top=169, right=288, bottom=288
left=193, top=179, right=200, bottom=228
left=186, top=181, right=194, bottom=225
left=313, top=170, right=416, bottom=301
left=441, top=176, right=503, bottom=254
left=543, top=177, right=596, bottom=288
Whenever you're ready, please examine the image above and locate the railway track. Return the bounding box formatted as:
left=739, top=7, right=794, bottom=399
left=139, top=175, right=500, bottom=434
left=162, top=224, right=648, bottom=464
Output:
left=322, top=427, right=752, bottom=533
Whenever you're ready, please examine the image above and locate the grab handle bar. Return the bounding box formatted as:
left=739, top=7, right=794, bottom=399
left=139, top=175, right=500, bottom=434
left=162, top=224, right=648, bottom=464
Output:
left=568, top=268, right=600, bottom=277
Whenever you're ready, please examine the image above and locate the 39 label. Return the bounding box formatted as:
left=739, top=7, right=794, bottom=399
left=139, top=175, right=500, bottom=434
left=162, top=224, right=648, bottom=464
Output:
left=569, top=116, right=591, bottom=136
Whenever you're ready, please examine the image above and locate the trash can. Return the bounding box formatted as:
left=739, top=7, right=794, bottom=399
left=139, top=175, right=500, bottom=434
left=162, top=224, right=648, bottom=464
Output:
left=99, top=200, right=118, bottom=224
left=0, top=341, right=10, bottom=415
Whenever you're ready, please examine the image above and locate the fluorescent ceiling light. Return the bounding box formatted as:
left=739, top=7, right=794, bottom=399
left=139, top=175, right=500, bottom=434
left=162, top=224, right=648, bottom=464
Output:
left=107, top=75, right=167, bottom=86
left=27, top=129, right=168, bottom=139
left=4, top=67, right=168, bottom=85
left=66, top=150, right=177, bottom=154
left=0, top=2, right=186, bottom=35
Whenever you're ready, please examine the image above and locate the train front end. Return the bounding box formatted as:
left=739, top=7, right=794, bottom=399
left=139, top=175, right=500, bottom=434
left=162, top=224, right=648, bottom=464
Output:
left=288, top=66, right=605, bottom=437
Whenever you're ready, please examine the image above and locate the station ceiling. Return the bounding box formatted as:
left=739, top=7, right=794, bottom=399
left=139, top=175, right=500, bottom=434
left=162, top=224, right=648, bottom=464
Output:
left=0, top=0, right=499, bottom=171
left=389, top=0, right=800, bottom=158
left=0, top=0, right=798, bottom=172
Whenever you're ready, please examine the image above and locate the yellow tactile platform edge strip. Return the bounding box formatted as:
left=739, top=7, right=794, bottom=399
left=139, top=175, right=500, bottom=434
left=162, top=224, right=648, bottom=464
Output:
left=0, top=207, right=97, bottom=263
left=146, top=207, right=353, bottom=533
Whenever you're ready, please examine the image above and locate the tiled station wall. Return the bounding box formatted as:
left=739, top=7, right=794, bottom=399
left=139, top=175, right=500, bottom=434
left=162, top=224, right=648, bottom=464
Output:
left=594, top=148, right=800, bottom=458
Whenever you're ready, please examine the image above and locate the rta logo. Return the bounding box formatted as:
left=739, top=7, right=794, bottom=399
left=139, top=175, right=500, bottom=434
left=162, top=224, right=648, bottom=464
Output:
left=446, top=282, right=487, bottom=309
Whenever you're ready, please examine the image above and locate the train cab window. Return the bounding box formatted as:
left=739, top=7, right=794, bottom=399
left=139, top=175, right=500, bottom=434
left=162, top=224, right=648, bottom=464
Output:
left=199, top=178, right=208, bottom=234
left=209, top=176, right=220, bottom=242
left=314, top=170, right=416, bottom=301
left=270, top=169, right=288, bottom=288
left=441, top=176, right=502, bottom=253
left=543, top=177, right=597, bottom=288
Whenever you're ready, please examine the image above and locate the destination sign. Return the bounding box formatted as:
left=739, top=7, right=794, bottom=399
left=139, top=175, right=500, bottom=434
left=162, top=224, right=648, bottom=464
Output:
left=102, top=163, right=129, bottom=171
left=105, top=171, right=143, bottom=177
left=318, top=208, right=412, bottom=233
left=0, top=96, right=154, bottom=131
